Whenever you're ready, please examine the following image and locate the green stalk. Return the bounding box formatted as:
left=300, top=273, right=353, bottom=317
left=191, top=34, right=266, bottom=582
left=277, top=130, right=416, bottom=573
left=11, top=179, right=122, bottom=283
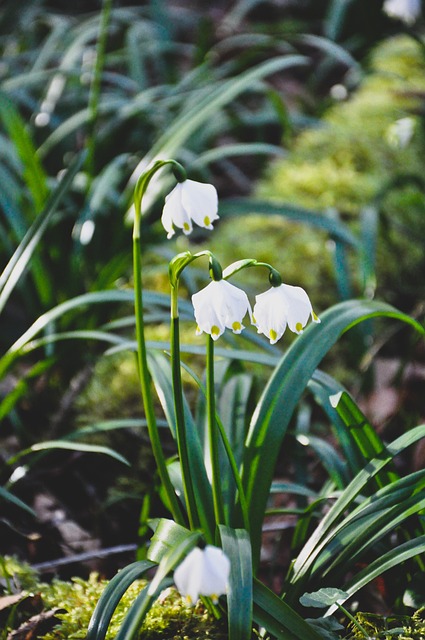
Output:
left=337, top=604, right=370, bottom=639
left=133, top=162, right=185, bottom=525
left=206, top=335, right=225, bottom=525
left=170, top=289, right=199, bottom=531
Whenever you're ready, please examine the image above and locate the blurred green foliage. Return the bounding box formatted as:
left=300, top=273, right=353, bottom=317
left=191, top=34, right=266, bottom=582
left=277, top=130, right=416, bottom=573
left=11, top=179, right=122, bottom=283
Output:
left=256, top=35, right=425, bottom=309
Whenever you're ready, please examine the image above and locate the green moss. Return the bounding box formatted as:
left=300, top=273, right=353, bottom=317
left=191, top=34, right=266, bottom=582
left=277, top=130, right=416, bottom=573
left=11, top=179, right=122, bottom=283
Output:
left=260, top=36, right=425, bottom=212
left=347, top=608, right=425, bottom=639
left=39, top=579, right=228, bottom=640
left=0, top=557, right=228, bottom=640
left=0, top=555, right=39, bottom=592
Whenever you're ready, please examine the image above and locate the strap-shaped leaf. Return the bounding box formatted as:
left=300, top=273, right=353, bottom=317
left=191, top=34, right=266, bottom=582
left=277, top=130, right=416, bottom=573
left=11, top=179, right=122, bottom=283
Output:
left=147, top=352, right=215, bottom=536
left=253, top=579, right=323, bottom=640
left=285, top=424, right=425, bottom=601
left=147, top=518, right=195, bottom=564
left=326, top=535, right=425, bottom=615
left=309, top=370, right=398, bottom=488
left=219, top=525, right=253, bottom=640
left=86, top=560, right=156, bottom=640
left=241, top=300, right=423, bottom=561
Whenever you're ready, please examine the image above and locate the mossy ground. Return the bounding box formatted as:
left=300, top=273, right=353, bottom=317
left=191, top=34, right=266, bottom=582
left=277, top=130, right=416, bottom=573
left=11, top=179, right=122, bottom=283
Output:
left=2, top=556, right=424, bottom=639
left=0, top=556, right=229, bottom=640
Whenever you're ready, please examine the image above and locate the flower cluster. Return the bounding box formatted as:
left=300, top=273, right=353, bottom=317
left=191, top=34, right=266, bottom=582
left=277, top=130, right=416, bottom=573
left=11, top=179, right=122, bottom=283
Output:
left=162, top=176, right=320, bottom=344
left=192, top=278, right=319, bottom=344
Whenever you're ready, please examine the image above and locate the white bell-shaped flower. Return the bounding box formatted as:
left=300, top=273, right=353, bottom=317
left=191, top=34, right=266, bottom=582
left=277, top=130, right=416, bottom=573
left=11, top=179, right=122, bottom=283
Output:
left=192, top=279, right=251, bottom=340
left=253, top=283, right=320, bottom=344
left=383, top=0, right=421, bottom=24
left=161, top=179, right=219, bottom=239
left=174, top=545, right=231, bottom=605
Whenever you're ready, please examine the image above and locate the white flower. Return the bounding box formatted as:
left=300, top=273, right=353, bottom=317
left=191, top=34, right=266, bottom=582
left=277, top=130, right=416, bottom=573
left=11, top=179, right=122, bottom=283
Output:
left=192, top=279, right=251, bottom=340
left=161, top=179, right=219, bottom=239
left=174, top=545, right=231, bottom=605
left=253, top=283, right=320, bottom=344
left=383, top=0, right=421, bottom=25
left=386, top=117, right=415, bottom=149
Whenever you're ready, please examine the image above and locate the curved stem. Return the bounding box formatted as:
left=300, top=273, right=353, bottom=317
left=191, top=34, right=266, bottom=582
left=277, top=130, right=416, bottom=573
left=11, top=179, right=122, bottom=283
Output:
left=133, top=164, right=185, bottom=525
left=206, top=335, right=225, bottom=525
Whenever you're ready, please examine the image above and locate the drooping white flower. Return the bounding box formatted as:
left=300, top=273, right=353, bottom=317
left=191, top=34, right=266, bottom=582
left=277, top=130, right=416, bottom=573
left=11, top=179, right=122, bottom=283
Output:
left=253, top=283, right=320, bottom=344
left=161, top=179, right=219, bottom=239
left=174, top=545, right=231, bottom=605
left=386, top=116, right=415, bottom=149
left=192, top=279, right=251, bottom=340
left=383, top=0, right=421, bottom=25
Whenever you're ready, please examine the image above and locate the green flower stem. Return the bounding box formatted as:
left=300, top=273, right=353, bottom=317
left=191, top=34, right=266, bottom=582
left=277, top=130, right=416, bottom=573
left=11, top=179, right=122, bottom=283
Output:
left=337, top=604, right=370, bottom=639
left=133, top=161, right=185, bottom=526
left=169, top=295, right=199, bottom=531
left=206, top=335, right=225, bottom=525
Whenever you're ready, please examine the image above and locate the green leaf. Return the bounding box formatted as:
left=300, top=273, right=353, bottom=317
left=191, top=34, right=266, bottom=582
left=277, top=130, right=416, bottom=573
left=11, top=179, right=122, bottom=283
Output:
left=0, top=150, right=86, bottom=315
left=253, top=579, right=323, bottom=640
left=131, top=54, right=309, bottom=180
left=285, top=425, right=425, bottom=601
left=147, top=352, right=215, bottom=535
left=219, top=526, right=253, bottom=640
left=0, top=90, right=49, bottom=210
left=86, top=560, right=156, bottom=640
left=329, top=390, right=395, bottom=488
left=147, top=518, right=196, bottom=564
left=114, top=526, right=199, bottom=640
left=241, top=300, right=423, bottom=562
left=9, top=440, right=130, bottom=467
left=327, top=536, right=425, bottom=614
left=0, top=486, right=35, bottom=516
left=299, top=588, right=349, bottom=608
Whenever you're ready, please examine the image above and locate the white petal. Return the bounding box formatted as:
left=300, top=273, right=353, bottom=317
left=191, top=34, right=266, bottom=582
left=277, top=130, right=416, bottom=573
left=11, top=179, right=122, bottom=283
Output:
left=180, top=180, right=219, bottom=230
left=253, top=287, right=288, bottom=344
left=201, top=546, right=230, bottom=599
left=215, top=280, right=250, bottom=332
left=174, top=546, right=230, bottom=605
left=161, top=183, right=193, bottom=237
left=192, top=280, right=249, bottom=339
left=192, top=282, right=225, bottom=339
left=174, top=547, right=203, bottom=605
left=278, top=284, right=314, bottom=333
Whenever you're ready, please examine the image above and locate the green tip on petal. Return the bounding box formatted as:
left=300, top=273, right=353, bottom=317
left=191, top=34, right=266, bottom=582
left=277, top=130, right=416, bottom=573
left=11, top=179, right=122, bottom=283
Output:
left=313, top=311, right=320, bottom=323
left=204, top=216, right=211, bottom=226
left=269, top=328, right=278, bottom=342
left=211, top=325, right=221, bottom=338
left=295, top=322, right=303, bottom=333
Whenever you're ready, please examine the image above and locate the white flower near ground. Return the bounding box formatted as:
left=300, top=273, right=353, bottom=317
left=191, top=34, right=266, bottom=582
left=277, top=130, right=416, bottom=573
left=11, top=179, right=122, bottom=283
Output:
left=192, top=279, right=251, bottom=340
left=161, top=179, right=219, bottom=239
left=174, top=545, right=231, bottom=605
left=386, top=117, right=416, bottom=149
left=383, top=0, right=421, bottom=25
left=253, top=283, right=320, bottom=344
